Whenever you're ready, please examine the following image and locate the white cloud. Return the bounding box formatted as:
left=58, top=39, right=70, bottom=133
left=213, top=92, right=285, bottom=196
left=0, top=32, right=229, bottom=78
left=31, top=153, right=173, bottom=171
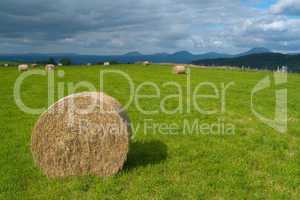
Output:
left=270, top=0, right=300, bottom=15
left=232, top=16, right=300, bottom=52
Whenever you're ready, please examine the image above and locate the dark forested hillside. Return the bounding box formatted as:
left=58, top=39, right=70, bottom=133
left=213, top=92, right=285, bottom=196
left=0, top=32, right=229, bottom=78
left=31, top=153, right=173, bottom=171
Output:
left=192, top=53, right=300, bottom=72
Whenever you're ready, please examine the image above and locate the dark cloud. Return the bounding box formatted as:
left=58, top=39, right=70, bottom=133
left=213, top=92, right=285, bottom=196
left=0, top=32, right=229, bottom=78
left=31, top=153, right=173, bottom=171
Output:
left=0, top=0, right=299, bottom=54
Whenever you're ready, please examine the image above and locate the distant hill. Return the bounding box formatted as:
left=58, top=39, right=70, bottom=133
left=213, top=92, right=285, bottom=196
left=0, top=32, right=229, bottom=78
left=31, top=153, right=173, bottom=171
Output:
left=192, top=53, right=300, bottom=72
left=237, top=47, right=271, bottom=57
left=0, top=47, right=273, bottom=64
left=123, top=51, right=144, bottom=57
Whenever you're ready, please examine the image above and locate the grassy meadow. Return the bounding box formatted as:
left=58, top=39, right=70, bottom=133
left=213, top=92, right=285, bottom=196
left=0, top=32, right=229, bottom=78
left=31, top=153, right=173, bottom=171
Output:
left=0, top=64, right=300, bottom=199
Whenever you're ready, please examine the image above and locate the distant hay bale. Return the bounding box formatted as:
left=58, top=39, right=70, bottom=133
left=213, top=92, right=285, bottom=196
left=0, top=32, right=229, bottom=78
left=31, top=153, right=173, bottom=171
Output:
left=31, top=92, right=131, bottom=178
left=58, top=63, right=63, bottom=66
left=18, top=64, right=29, bottom=72
left=104, top=62, right=110, bottom=66
left=143, top=61, right=150, bottom=66
left=31, top=64, right=38, bottom=68
left=173, top=65, right=186, bottom=74
left=4, top=63, right=9, bottom=67
left=45, top=64, right=55, bottom=71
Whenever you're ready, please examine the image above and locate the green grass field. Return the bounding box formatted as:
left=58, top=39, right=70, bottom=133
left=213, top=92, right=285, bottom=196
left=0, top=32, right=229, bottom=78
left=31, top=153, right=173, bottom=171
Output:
left=0, top=64, right=300, bottom=199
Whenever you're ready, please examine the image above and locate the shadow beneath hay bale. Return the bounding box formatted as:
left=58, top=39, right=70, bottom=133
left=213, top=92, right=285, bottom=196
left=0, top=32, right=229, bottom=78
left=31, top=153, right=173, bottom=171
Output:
left=125, top=140, right=168, bottom=170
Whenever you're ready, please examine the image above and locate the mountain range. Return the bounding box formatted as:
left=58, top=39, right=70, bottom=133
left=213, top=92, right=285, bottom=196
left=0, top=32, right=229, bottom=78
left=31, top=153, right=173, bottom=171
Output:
left=0, top=47, right=272, bottom=64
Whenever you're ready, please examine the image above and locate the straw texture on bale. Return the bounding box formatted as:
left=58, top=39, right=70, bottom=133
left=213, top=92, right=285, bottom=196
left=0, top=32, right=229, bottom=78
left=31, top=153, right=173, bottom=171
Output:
left=31, top=92, right=131, bottom=178
left=45, top=64, right=55, bottom=71
left=173, top=65, right=186, bottom=74
left=18, top=64, right=29, bottom=72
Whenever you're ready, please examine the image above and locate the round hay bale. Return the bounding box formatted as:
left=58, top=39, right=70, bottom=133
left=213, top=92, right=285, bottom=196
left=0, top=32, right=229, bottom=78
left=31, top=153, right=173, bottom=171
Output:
left=104, top=62, right=110, bottom=66
left=31, top=64, right=38, bottom=68
left=143, top=61, right=150, bottom=66
left=18, top=64, right=29, bottom=72
left=31, top=92, right=131, bottom=178
left=173, top=65, right=186, bottom=74
left=45, top=64, right=55, bottom=71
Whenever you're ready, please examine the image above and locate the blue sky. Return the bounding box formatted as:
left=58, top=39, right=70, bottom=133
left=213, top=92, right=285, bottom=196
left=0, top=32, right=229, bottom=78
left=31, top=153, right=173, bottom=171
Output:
left=249, top=0, right=277, bottom=9
left=0, top=0, right=299, bottom=54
